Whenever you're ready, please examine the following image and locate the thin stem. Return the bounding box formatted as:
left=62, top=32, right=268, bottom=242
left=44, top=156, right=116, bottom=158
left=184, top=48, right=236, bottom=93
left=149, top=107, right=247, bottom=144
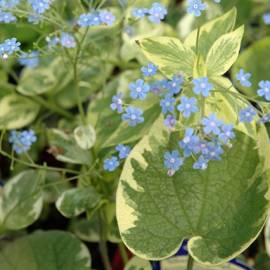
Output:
left=186, top=254, right=194, bottom=270
left=195, top=26, right=201, bottom=55
left=118, top=242, right=129, bottom=265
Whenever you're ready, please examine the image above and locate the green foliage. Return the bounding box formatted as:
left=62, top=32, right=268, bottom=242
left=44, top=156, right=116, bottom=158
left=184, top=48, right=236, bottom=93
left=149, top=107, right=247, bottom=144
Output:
left=74, top=124, right=96, bottom=150
left=0, top=170, right=44, bottom=232
left=0, top=231, right=91, bottom=270
left=124, top=256, right=152, bottom=270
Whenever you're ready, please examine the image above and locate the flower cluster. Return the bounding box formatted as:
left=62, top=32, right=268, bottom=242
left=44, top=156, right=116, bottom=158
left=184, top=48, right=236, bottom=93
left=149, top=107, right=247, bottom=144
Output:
left=131, top=2, right=167, bottom=24
left=0, top=10, right=16, bottom=23
left=78, top=10, right=115, bottom=27
left=103, top=144, right=131, bottom=172
left=45, top=32, right=76, bottom=49
left=263, top=12, right=270, bottom=25
left=0, top=38, right=20, bottom=59
left=186, top=0, right=220, bottom=17
left=19, top=51, right=39, bottom=68
left=9, top=130, right=37, bottom=154
left=28, top=0, right=52, bottom=14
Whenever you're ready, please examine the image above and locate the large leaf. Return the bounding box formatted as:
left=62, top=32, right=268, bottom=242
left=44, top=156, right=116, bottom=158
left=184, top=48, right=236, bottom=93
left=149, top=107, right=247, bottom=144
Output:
left=206, top=26, right=244, bottom=76
left=184, top=8, right=237, bottom=59
left=56, top=186, right=105, bottom=218
left=0, top=170, right=43, bottom=231
left=231, top=38, right=270, bottom=98
left=0, top=230, right=91, bottom=270
left=138, top=37, right=196, bottom=77
left=116, top=123, right=270, bottom=263
left=0, top=94, right=40, bottom=129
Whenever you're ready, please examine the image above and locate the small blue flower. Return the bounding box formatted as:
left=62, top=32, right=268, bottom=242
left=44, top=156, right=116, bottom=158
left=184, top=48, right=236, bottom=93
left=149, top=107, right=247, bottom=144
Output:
left=177, top=96, right=198, bottom=118
left=129, top=79, right=150, bottom=100
left=164, top=114, right=176, bottom=129
left=193, top=77, right=213, bottom=97
left=258, top=113, right=270, bottom=124
left=141, top=62, right=158, bottom=77
left=60, top=32, right=76, bottom=48
left=19, top=51, right=39, bottom=68
left=150, top=79, right=168, bottom=95
left=99, top=10, right=115, bottom=26
left=78, top=12, right=101, bottom=27
left=9, top=130, right=37, bottom=154
left=263, top=12, right=270, bottom=25
left=167, top=75, right=184, bottom=95
left=193, top=155, right=209, bottom=170
left=0, top=11, right=16, bottom=23
left=160, top=94, right=175, bottom=114
left=0, top=0, right=20, bottom=8
left=131, top=8, right=148, bottom=19
left=0, top=38, right=21, bottom=59
left=179, top=128, right=199, bottom=157
left=148, top=2, right=167, bottom=24
left=257, top=80, right=270, bottom=101
left=103, top=156, right=120, bottom=172
left=187, top=0, right=207, bottom=17
left=202, top=142, right=224, bottom=161
left=236, top=69, right=252, bottom=87
left=110, top=93, right=123, bottom=113
left=202, top=114, right=222, bottom=135
left=116, top=144, right=131, bottom=159
left=218, top=124, right=235, bottom=144
left=164, top=150, right=183, bottom=174
left=239, top=106, right=257, bottom=123
left=28, top=0, right=52, bottom=14
left=122, top=106, right=144, bottom=126
left=46, top=36, right=59, bottom=49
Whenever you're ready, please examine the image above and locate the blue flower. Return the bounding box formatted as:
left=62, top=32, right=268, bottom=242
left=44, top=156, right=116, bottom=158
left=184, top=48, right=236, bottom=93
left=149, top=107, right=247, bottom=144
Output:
left=0, top=0, right=20, bottom=8
left=218, top=124, right=235, bottom=144
left=258, top=113, right=270, bottom=124
left=202, top=142, right=224, bottom=161
left=193, top=155, right=209, bottom=170
left=164, top=114, right=176, bottom=129
left=141, top=62, right=158, bottom=77
left=263, top=12, right=270, bottom=25
left=239, top=106, right=257, bottom=123
left=19, top=51, right=39, bottom=68
left=164, top=150, right=183, bottom=174
left=110, top=93, right=123, bottom=113
left=257, top=80, right=270, bottom=101
left=179, top=128, right=199, bottom=157
left=78, top=12, right=100, bottom=27
left=103, top=156, right=119, bottom=172
left=236, top=69, right=252, bottom=87
left=187, top=0, right=207, bottom=17
left=131, top=8, right=148, bottom=19
left=160, top=94, right=175, bottom=114
left=150, top=79, right=168, bottom=95
left=0, top=11, right=16, bottom=23
left=46, top=36, right=59, bottom=49
left=167, top=75, right=184, bottom=95
left=202, top=114, right=222, bottom=135
left=0, top=38, right=20, bottom=59
left=99, top=10, right=115, bottom=26
left=60, top=32, right=76, bottom=48
left=116, top=144, right=131, bottom=159
left=122, top=106, right=144, bottom=126
left=177, top=96, right=198, bottom=118
left=148, top=2, right=167, bottom=24
left=28, top=0, right=52, bottom=14
left=129, top=79, right=150, bottom=100
left=9, top=130, right=37, bottom=154
left=193, top=77, right=213, bottom=97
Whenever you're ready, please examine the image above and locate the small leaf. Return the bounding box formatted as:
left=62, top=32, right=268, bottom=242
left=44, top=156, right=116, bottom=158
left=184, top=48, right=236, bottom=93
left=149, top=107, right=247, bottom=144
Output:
left=74, top=124, right=96, bottom=150
left=206, top=26, right=244, bottom=76
left=0, top=94, right=40, bottom=130
left=185, top=8, right=237, bottom=59
left=0, top=170, right=43, bottom=231
left=48, top=129, right=92, bottom=165
left=56, top=186, right=104, bottom=218
left=0, top=230, right=91, bottom=270
left=138, top=37, right=196, bottom=77
left=124, top=257, right=152, bottom=270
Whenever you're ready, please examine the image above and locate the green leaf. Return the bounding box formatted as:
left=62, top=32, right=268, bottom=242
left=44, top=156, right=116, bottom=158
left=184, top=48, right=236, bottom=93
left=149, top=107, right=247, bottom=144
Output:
left=116, top=125, right=270, bottom=263
left=74, top=124, right=96, bottom=150
left=56, top=186, right=105, bottom=218
left=231, top=37, right=270, bottom=98
left=0, top=94, right=40, bottom=130
left=138, top=37, right=196, bottom=77
left=184, top=8, right=237, bottom=59
left=0, top=230, right=91, bottom=270
left=47, top=129, right=92, bottom=165
left=255, top=252, right=270, bottom=270
left=206, top=26, right=244, bottom=76
left=0, top=170, right=43, bottom=231
left=124, top=256, right=152, bottom=270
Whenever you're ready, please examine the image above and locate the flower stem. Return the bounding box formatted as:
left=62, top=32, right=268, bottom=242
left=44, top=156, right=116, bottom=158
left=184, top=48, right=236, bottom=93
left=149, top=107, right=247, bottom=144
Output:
left=186, top=254, right=194, bottom=270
